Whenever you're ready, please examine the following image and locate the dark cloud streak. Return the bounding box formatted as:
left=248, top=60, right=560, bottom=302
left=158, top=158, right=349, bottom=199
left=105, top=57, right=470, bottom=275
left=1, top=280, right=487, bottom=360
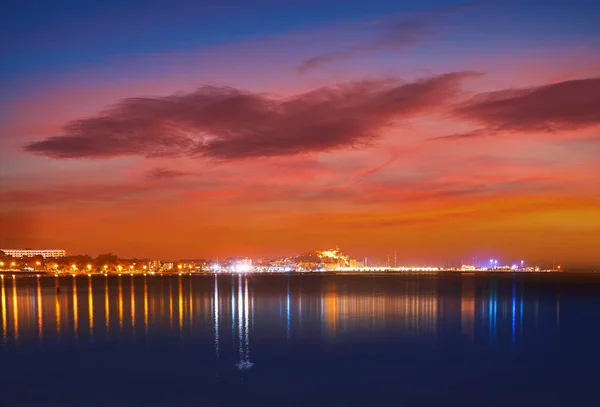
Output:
left=24, top=72, right=477, bottom=160
left=455, top=77, right=600, bottom=132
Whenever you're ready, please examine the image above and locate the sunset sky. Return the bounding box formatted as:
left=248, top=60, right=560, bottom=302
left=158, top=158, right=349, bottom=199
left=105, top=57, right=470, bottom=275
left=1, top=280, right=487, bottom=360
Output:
left=1, top=0, right=599, bottom=266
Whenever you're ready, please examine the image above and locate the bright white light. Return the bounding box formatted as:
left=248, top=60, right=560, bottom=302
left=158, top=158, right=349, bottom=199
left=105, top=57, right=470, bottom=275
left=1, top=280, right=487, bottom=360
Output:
left=234, top=263, right=251, bottom=273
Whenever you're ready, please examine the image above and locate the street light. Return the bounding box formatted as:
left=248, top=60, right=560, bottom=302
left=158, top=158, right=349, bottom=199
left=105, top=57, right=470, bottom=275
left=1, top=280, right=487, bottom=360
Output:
left=87, top=264, right=92, bottom=271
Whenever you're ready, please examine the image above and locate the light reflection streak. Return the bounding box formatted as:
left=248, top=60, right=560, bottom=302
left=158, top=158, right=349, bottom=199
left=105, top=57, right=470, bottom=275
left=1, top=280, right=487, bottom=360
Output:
left=1, top=277, right=7, bottom=343
left=237, top=276, right=252, bottom=370
left=178, top=276, right=183, bottom=334
left=169, top=279, right=173, bottom=330
left=72, top=277, right=78, bottom=341
left=512, top=279, right=516, bottom=344
left=12, top=278, right=19, bottom=343
left=231, top=275, right=235, bottom=351
left=105, top=276, right=110, bottom=334
left=461, top=277, right=474, bottom=340
left=144, top=276, right=148, bottom=337
left=520, top=284, right=524, bottom=340
left=237, top=275, right=243, bottom=365
left=131, top=277, right=136, bottom=335
left=213, top=275, right=219, bottom=357
left=55, top=279, right=61, bottom=340
left=488, top=285, right=494, bottom=341
left=286, top=279, right=290, bottom=339
left=188, top=278, right=193, bottom=329
left=37, top=279, right=43, bottom=343
left=118, top=276, right=123, bottom=331
left=88, top=277, right=94, bottom=340
left=244, top=277, right=250, bottom=366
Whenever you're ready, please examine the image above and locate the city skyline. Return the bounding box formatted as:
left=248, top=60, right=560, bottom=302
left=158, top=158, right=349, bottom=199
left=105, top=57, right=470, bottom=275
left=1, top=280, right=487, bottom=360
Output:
left=0, top=247, right=562, bottom=272
left=1, top=1, right=600, bottom=266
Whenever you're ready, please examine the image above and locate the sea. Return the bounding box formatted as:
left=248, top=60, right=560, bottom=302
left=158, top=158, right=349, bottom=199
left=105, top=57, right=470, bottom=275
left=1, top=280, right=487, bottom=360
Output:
left=0, top=273, right=599, bottom=406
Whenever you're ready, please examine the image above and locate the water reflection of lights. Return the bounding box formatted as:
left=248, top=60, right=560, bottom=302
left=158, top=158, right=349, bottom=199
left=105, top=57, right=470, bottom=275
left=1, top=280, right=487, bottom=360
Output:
left=144, top=276, right=149, bottom=336
left=169, top=279, right=173, bottom=330
left=104, top=276, right=110, bottom=333
left=55, top=281, right=61, bottom=340
left=286, top=279, right=291, bottom=339
left=213, top=275, right=219, bottom=357
left=11, top=280, right=20, bottom=342
left=72, top=277, right=78, bottom=342
left=461, top=277, right=475, bottom=340
left=118, top=277, right=123, bottom=331
left=0, top=275, right=552, bottom=351
left=178, top=276, right=183, bottom=335
left=131, top=276, right=136, bottom=335
left=38, top=279, right=43, bottom=342
left=321, top=287, right=438, bottom=338
left=88, top=277, right=94, bottom=340
left=212, top=275, right=253, bottom=369
left=235, top=276, right=253, bottom=371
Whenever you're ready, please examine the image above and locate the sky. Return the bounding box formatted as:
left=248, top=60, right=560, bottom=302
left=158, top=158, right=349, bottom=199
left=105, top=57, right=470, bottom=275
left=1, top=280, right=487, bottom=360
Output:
left=1, top=0, right=599, bottom=266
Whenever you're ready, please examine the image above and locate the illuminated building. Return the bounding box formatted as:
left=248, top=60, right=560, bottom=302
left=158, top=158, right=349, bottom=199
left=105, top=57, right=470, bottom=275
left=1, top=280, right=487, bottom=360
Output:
left=317, top=248, right=351, bottom=270
left=1, top=249, right=66, bottom=259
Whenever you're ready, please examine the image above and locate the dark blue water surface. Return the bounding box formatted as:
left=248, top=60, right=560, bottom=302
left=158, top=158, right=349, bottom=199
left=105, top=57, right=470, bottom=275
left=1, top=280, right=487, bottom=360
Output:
left=1, top=273, right=599, bottom=406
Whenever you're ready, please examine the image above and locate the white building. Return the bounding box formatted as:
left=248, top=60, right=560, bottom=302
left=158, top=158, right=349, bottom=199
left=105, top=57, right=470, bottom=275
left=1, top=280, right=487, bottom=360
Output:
left=1, top=249, right=66, bottom=258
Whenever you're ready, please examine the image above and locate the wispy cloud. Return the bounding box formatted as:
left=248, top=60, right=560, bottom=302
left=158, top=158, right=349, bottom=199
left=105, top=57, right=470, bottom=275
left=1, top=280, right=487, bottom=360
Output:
left=297, top=2, right=482, bottom=72
left=24, top=72, right=478, bottom=160
left=297, top=21, right=430, bottom=73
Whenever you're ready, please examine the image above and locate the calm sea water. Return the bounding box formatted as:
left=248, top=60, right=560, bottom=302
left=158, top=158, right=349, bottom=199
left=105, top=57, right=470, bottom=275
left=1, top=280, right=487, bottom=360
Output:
left=0, top=273, right=599, bottom=406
